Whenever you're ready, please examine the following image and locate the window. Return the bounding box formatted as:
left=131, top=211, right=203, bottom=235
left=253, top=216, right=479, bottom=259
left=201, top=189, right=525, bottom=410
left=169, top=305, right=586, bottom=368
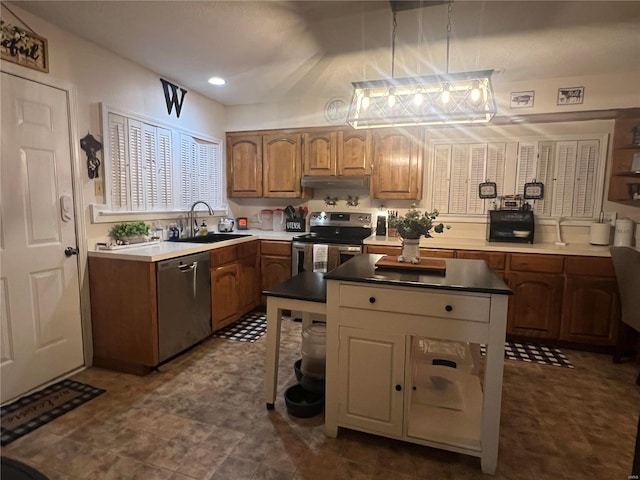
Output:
left=103, top=108, right=225, bottom=213
left=428, top=135, right=606, bottom=220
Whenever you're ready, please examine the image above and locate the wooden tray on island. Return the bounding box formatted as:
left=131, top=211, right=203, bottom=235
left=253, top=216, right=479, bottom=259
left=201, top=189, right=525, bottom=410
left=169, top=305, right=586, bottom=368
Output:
left=375, top=255, right=447, bottom=274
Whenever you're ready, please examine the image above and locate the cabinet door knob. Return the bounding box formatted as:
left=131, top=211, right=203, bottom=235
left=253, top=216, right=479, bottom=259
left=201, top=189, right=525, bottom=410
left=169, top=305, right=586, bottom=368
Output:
left=445, top=304, right=453, bottom=312
left=395, top=384, right=402, bottom=391
left=369, top=297, right=376, bottom=303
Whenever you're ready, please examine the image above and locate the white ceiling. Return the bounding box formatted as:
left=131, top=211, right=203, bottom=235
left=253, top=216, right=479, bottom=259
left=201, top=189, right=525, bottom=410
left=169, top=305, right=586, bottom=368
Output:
left=11, top=1, right=640, bottom=107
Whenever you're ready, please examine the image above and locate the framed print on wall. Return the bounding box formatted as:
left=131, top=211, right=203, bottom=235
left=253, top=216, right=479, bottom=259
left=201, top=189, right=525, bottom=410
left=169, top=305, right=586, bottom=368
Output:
left=557, top=86, right=584, bottom=105
left=510, top=91, right=534, bottom=109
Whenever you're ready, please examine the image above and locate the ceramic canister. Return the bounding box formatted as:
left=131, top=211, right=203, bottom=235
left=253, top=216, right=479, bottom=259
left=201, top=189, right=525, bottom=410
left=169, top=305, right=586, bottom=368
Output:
left=613, top=218, right=634, bottom=247
left=589, top=222, right=611, bottom=246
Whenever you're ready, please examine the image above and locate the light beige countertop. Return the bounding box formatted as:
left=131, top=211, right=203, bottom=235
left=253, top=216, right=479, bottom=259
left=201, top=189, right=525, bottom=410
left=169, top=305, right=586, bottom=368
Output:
left=364, top=235, right=613, bottom=257
left=88, top=229, right=299, bottom=262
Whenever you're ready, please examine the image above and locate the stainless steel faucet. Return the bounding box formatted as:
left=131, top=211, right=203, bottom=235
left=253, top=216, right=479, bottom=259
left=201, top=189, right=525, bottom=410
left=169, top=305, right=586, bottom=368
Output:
left=189, top=201, right=214, bottom=237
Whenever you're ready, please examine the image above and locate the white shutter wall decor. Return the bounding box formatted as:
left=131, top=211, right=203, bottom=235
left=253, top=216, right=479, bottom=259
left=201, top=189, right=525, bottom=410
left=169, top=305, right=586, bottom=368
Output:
left=209, top=143, right=225, bottom=210
left=486, top=143, right=506, bottom=199
left=179, top=134, right=193, bottom=209
left=467, top=144, right=488, bottom=215
left=432, top=144, right=451, bottom=213
left=107, top=113, right=128, bottom=210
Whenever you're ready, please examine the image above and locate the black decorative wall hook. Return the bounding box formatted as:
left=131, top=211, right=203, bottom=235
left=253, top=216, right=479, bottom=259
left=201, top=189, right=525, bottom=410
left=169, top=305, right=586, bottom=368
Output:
left=80, top=133, right=102, bottom=179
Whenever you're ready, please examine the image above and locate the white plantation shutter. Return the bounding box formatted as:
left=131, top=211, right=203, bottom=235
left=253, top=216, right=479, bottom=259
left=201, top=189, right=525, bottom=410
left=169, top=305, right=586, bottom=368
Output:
left=516, top=142, right=537, bottom=195
left=103, top=106, right=226, bottom=213
left=107, top=113, right=128, bottom=210
left=572, top=140, right=599, bottom=217
left=432, top=145, right=451, bottom=213
left=534, top=142, right=554, bottom=216
left=128, top=120, right=144, bottom=210
left=551, top=141, right=577, bottom=217
left=450, top=144, right=469, bottom=214
left=467, top=144, right=487, bottom=215
left=142, top=124, right=158, bottom=209
left=157, top=128, right=173, bottom=209
left=486, top=143, right=506, bottom=197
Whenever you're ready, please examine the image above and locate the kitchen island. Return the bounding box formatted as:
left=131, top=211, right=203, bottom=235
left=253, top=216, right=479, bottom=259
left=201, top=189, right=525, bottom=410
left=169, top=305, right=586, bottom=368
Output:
left=324, top=254, right=512, bottom=474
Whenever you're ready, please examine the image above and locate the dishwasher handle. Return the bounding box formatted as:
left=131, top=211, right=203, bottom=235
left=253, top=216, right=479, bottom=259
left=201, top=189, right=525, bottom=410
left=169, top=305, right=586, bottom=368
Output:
left=179, top=261, right=198, bottom=297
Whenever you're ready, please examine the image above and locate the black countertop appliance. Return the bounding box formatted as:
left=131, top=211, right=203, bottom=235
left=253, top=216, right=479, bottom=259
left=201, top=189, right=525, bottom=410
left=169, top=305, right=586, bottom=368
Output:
left=488, top=210, right=535, bottom=244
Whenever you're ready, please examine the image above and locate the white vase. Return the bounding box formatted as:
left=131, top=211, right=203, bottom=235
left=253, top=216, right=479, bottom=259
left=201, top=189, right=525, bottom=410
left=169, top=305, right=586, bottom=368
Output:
left=398, top=238, right=420, bottom=264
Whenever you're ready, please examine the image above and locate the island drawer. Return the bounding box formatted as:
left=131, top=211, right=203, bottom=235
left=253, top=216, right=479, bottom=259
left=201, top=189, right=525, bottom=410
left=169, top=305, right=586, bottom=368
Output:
left=338, top=284, right=490, bottom=323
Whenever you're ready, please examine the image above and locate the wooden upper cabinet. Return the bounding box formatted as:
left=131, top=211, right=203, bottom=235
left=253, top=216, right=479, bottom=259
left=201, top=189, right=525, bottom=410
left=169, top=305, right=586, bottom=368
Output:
left=227, top=134, right=263, bottom=198
left=607, top=115, right=640, bottom=203
left=303, top=131, right=337, bottom=176
left=371, top=127, right=423, bottom=199
left=263, top=133, right=302, bottom=197
left=337, top=129, right=371, bottom=176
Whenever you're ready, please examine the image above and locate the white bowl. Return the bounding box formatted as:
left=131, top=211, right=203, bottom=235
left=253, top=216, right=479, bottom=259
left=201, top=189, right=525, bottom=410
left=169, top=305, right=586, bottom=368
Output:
left=513, top=230, right=531, bottom=238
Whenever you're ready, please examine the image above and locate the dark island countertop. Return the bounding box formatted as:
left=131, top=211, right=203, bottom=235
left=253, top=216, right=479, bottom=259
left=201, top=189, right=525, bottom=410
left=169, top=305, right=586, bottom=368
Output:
left=262, top=271, right=327, bottom=303
left=325, top=254, right=512, bottom=295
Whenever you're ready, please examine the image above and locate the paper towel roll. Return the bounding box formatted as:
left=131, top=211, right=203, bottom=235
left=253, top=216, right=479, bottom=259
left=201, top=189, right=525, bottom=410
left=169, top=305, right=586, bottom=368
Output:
left=589, top=223, right=611, bottom=245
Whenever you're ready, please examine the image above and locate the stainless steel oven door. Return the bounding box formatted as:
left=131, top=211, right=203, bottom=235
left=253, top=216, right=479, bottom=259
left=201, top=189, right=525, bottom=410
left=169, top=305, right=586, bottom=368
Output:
left=292, top=242, right=362, bottom=275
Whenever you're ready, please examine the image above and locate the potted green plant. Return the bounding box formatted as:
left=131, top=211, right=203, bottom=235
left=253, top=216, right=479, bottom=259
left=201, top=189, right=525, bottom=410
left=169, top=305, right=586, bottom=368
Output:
left=109, top=221, right=150, bottom=244
left=388, top=205, right=448, bottom=263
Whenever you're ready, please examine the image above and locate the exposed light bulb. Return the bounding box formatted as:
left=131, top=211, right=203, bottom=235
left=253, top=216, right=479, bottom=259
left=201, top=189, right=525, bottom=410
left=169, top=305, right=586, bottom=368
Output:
left=471, top=81, right=481, bottom=103
left=413, top=88, right=424, bottom=106
left=388, top=87, right=396, bottom=108
left=362, top=91, right=370, bottom=110
left=441, top=83, right=451, bottom=104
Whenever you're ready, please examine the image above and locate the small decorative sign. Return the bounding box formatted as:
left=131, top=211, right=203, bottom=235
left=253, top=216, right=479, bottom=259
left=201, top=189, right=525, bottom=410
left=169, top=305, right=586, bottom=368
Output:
left=557, top=86, right=584, bottom=105
left=478, top=181, right=498, bottom=199
left=0, top=21, right=49, bottom=73
left=285, top=220, right=305, bottom=232
left=510, top=91, right=534, bottom=109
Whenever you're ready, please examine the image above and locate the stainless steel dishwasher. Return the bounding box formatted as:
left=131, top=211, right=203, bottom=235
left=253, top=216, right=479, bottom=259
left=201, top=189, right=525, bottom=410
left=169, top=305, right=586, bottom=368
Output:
left=156, top=252, right=212, bottom=362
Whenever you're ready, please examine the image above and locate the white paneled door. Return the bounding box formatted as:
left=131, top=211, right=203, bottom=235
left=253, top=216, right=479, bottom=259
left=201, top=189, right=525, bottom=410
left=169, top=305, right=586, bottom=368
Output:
left=1, top=72, right=84, bottom=403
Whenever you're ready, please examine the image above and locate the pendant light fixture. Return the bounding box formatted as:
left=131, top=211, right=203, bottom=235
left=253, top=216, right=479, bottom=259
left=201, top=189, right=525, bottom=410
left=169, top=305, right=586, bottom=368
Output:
left=346, top=1, right=497, bottom=129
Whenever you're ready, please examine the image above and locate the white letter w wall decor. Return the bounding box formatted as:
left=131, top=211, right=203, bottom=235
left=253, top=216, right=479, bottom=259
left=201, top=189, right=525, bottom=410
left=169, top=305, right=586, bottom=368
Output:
left=160, top=78, right=187, bottom=118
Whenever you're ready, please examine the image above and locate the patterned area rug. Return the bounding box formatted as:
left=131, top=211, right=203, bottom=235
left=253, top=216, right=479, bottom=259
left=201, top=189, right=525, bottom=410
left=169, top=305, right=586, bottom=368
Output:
left=481, top=341, right=574, bottom=368
left=213, top=311, right=266, bottom=343
left=1, top=379, right=105, bottom=446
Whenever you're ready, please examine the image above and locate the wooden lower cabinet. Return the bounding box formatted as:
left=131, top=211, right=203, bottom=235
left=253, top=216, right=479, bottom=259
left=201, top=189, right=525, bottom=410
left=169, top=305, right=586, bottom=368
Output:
left=89, top=257, right=158, bottom=373
left=560, top=256, right=620, bottom=345
left=211, top=240, right=260, bottom=331
left=260, top=240, right=292, bottom=303
left=507, top=272, right=564, bottom=339
left=211, top=262, right=241, bottom=330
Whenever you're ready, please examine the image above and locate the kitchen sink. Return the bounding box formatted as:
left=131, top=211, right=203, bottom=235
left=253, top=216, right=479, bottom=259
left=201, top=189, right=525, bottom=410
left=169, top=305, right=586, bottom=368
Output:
left=171, top=233, right=251, bottom=244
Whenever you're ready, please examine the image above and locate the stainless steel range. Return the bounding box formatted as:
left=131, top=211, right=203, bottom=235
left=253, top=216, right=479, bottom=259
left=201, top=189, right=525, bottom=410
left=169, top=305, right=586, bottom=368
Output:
left=292, top=211, right=372, bottom=275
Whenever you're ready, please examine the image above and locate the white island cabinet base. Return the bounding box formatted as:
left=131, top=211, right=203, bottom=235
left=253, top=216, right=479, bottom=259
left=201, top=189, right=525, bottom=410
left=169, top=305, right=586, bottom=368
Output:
left=324, top=280, right=508, bottom=475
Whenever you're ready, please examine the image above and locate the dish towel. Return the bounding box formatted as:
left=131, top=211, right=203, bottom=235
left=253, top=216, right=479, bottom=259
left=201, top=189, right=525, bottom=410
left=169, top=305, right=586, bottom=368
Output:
left=313, top=244, right=329, bottom=272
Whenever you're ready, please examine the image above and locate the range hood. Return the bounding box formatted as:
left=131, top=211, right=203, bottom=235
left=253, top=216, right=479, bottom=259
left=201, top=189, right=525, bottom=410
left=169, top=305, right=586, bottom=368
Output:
left=300, top=175, right=370, bottom=189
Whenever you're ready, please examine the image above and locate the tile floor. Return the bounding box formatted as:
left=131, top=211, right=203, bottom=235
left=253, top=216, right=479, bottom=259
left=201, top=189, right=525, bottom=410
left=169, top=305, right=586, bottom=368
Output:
left=2, top=317, right=639, bottom=480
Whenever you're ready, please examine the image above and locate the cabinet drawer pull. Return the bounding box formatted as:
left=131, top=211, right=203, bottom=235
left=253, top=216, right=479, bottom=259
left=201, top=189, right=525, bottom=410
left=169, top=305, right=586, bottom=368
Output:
left=445, top=305, right=453, bottom=312
left=395, top=384, right=402, bottom=391
left=369, top=297, right=376, bottom=303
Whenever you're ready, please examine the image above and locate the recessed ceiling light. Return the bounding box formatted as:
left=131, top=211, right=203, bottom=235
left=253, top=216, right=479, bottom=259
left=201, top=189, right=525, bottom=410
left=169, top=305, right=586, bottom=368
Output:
left=208, top=77, right=226, bottom=86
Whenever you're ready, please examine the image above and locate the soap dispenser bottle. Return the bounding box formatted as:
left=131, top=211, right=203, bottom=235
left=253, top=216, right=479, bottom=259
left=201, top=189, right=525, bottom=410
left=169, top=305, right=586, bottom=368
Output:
left=200, top=221, right=208, bottom=236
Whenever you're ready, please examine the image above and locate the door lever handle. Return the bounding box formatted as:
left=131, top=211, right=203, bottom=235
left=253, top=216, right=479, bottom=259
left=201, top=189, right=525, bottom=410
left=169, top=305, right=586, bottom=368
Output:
left=65, top=247, right=79, bottom=257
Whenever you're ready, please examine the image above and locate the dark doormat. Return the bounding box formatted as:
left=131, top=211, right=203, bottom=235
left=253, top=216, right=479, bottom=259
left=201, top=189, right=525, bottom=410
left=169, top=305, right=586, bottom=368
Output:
left=213, top=311, right=266, bottom=343
left=1, top=379, right=105, bottom=446
left=1, top=456, right=49, bottom=479
left=481, top=341, right=574, bottom=368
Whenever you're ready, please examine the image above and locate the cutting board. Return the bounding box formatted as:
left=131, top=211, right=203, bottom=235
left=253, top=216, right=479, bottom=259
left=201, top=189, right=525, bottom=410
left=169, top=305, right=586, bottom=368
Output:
left=375, top=255, right=447, bottom=274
